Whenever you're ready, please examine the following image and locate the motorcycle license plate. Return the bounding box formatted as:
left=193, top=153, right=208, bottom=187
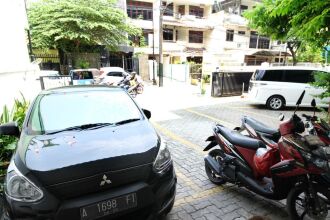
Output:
left=80, top=193, right=137, bottom=220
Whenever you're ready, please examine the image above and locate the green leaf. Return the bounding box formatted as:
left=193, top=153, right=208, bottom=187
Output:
left=28, top=0, right=141, bottom=52
left=4, top=142, right=17, bottom=150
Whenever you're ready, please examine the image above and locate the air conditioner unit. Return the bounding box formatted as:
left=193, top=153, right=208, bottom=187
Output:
left=175, top=13, right=181, bottom=19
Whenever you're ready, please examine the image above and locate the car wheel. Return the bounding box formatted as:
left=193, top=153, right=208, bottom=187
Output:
left=267, top=95, right=285, bottom=110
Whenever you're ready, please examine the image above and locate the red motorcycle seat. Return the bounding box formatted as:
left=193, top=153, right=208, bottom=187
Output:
left=243, top=116, right=280, bottom=137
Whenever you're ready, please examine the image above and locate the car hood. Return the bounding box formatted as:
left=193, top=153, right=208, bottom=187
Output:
left=17, top=120, right=159, bottom=186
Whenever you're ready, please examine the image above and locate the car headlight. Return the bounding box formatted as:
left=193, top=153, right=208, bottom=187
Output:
left=153, top=141, right=172, bottom=173
left=4, top=162, right=43, bottom=202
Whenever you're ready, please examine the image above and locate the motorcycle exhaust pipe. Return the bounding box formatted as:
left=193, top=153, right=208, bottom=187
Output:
left=204, top=155, right=221, bottom=175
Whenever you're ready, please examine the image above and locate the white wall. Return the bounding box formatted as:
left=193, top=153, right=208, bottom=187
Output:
left=0, top=0, right=40, bottom=114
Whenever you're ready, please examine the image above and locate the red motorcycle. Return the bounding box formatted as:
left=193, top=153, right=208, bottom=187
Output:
left=302, top=99, right=330, bottom=145
left=237, top=99, right=330, bottom=146
left=204, top=91, right=330, bottom=219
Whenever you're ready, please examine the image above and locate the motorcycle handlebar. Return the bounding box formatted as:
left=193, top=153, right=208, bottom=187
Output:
left=302, top=114, right=311, bottom=120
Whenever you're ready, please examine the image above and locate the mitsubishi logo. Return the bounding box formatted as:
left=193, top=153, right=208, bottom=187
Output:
left=100, top=174, right=111, bottom=186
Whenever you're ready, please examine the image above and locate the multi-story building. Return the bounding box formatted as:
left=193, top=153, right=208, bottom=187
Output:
left=122, top=0, right=289, bottom=79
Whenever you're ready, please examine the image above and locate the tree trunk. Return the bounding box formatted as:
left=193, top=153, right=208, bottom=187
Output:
left=287, top=43, right=297, bottom=66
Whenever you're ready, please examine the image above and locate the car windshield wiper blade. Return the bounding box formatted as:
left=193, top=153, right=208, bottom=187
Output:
left=45, top=123, right=114, bottom=134
left=114, top=118, right=140, bottom=126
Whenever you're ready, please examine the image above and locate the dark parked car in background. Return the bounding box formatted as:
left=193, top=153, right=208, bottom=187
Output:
left=0, top=86, right=176, bottom=220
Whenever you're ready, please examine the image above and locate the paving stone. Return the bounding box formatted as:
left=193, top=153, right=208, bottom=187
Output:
left=157, top=102, right=295, bottom=220
left=177, top=210, right=193, bottom=220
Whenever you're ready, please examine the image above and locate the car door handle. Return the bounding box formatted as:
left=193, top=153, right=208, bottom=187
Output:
left=305, top=86, right=311, bottom=89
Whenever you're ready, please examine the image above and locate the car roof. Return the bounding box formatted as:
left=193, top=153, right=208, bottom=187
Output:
left=70, top=69, right=95, bottom=72
left=100, top=67, right=125, bottom=72
left=256, top=66, right=327, bottom=71
left=39, top=85, right=124, bottom=95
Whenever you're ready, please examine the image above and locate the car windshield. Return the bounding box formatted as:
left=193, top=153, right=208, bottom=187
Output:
left=27, top=90, right=142, bottom=134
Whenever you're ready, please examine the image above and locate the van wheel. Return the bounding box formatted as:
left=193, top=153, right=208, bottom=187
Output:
left=267, top=96, right=285, bottom=110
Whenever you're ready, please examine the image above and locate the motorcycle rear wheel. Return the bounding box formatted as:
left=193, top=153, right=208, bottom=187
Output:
left=287, top=185, right=330, bottom=220
left=205, top=149, right=226, bottom=185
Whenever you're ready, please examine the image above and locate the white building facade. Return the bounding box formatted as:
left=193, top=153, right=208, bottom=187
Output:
left=0, top=0, right=40, bottom=111
left=121, top=0, right=289, bottom=78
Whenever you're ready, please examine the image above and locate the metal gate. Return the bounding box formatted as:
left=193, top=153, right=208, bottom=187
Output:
left=211, top=71, right=253, bottom=97
left=39, top=76, right=73, bottom=90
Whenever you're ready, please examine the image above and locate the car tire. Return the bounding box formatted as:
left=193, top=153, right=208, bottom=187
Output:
left=266, top=95, right=285, bottom=110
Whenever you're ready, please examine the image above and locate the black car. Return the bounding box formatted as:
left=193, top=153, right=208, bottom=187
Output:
left=0, top=86, right=176, bottom=220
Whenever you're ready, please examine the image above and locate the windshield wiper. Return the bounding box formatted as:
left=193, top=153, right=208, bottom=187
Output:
left=114, top=118, right=140, bottom=126
left=45, top=123, right=114, bottom=135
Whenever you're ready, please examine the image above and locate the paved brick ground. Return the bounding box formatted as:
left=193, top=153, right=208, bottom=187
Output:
left=153, top=101, right=323, bottom=220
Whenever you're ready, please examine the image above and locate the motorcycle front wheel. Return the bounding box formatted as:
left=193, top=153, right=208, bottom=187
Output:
left=287, top=185, right=330, bottom=220
left=205, top=149, right=226, bottom=185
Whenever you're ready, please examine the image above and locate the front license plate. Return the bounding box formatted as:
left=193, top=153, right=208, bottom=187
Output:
left=80, top=193, right=137, bottom=220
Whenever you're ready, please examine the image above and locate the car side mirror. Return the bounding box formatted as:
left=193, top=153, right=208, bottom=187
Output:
left=0, top=122, right=20, bottom=137
left=142, top=109, right=151, bottom=119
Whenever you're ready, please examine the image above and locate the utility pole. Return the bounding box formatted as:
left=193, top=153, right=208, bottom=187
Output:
left=152, top=17, right=156, bottom=85
left=158, top=0, right=164, bottom=87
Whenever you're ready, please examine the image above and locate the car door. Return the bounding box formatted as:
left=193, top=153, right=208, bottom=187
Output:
left=283, top=69, right=312, bottom=106
left=106, top=71, right=124, bottom=84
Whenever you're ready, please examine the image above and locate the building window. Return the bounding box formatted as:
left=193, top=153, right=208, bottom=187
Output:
left=189, top=6, right=204, bottom=18
left=163, top=2, right=173, bottom=16
left=163, top=29, right=174, bottom=41
left=249, top=31, right=270, bottom=49
left=258, top=35, right=270, bottom=49
left=226, top=29, right=234, bottom=41
left=127, top=0, right=153, bottom=20
left=189, top=31, right=203, bottom=43
left=178, top=5, right=185, bottom=15
left=249, top=31, right=258, bottom=48
left=240, top=5, right=248, bottom=15
left=238, top=31, right=245, bottom=35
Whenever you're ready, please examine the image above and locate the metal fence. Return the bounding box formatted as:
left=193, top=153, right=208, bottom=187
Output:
left=211, top=71, right=253, bottom=97
left=39, top=76, right=73, bottom=90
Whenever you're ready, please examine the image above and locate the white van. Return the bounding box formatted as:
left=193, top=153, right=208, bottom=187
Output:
left=248, top=66, right=329, bottom=110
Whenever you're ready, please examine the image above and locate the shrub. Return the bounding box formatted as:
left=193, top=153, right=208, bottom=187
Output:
left=0, top=94, right=29, bottom=177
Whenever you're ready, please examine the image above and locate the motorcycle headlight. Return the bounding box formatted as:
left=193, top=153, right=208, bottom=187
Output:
left=4, top=162, right=43, bottom=202
left=153, top=141, right=172, bottom=173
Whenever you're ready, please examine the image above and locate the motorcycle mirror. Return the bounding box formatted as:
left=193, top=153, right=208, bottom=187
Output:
left=296, top=91, right=305, bottom=106
left=294, top=90, right=305, bottom=114
left=311, top=99, right=316, bottom=117
left=311, top=99, right=316, bottom=107
left=279, top=113, right=285, bottom=121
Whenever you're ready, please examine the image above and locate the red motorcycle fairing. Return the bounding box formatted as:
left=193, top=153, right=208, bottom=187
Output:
left=235, top=146, right=257, bottom=175
left=253, top=147, right=280, bottom=177
left=279, top=136, right=305, bottom=164
left=279, top=118, right=296, bottom=136
left=213, top=131, right=232, bottom=154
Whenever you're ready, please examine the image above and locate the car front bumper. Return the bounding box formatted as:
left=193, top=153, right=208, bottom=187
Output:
left=2, top=166, right=176, bottom=220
